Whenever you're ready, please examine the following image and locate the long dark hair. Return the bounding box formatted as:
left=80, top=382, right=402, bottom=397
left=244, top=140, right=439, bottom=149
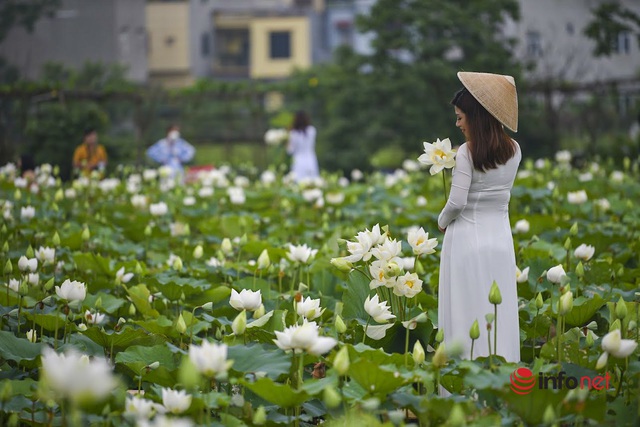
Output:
left=292, top=110, right=310, bottom=134
left=451, top=88, right=516, bottom=171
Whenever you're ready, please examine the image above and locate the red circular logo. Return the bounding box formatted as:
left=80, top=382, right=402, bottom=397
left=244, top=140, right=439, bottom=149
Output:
left=510, top=367, right=535, bottom=395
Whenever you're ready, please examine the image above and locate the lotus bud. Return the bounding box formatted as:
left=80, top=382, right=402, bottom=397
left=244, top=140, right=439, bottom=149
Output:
left=432, top=343, right=447, bottom=368
left=18, top=281, right=29, bottom=296
left=0, top=224, right=5, bottom=234
left=333, top=346, right=350, bottom=375
left=559, top=291, right=573, bottom=315
left=232, top=310, right=247, bottom=335
left=54, top=189, right=63, bottom=201
left=95, top=297, right=102, bottom=309
left=81, top=226, right=90, bottom=241
left=595, top=352, right=608, bottom=370
left=488, top=281, right=502, bottom=305
left=435, top=328, right=444, bottom=343
left=147, top=361, right=160, bottom=370
left=615, top=297, right=627, bottom=319
left=610, top=319, right=621, bottom=331
left=335, top=315, right=347, bottom=334
left=221, top=238, right=233, bottom=255
left=448, top=404, right=466, bottom=427
left=201, top=302, right=213, bottom=311
left=469, top=320, right=480, bottom=340
left=623, top=157, right=631, bottom=170
left=44, top=277, right=55, bottom=291
left=183, top=224, right=191, bottom=236
left=193, top=245, right=203, bottom=260
left=323, top=385, right=342, bottom=409
left=3, top=260, right=12, bottom=275
left=535, top=293, right=543, bottom=309
left=0, top=380, right=12, bottom=402
left=542, top=405, right=556, bottom=425
left=330, top=257, right=353, bottom=272
left=144, top=225, right=152, bottom=236
left=586, top=321, right=598, bottom=331
left=575, top=261, right=584, bottom=278
left=52, top=231, right=61, bottom=247
left=563, top=237, right=571, bottom=251
left=129, top=304, right=136, bottom=316
left=384, top=261, right=402, bottom=278
left=215, top=328, right=223, bottom=340
left=253, top=304, right=266, bottom=319
left=252, top=405, right=267, bottom=425
left=569, top=222, right=578, bottom=236
left=617, top=266, right=624, bottom=276
left=176, top=313, right=187, bottom=335
left=14, top=189, right=21, bottom=200
left=239, top=234, right=248, bottom=246
left=135, top=261, right=143, bottom=274
left=1, top=242, right=7, bottom=254
left=77, top=323, right=87, bottom=332
left=413, top=341, right=426, bottom=365
left=26, top=329, right=37, bottom=343
left=257, top=249, right=270, bottom=270
left=172, top=256, right=183, bottom=271
left=25, top=245, right=34, bottom=258
left=585, top=330, right=595, bottom=346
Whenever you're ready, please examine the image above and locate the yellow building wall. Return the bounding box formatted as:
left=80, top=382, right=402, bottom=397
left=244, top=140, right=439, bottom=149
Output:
left=146, top=2, right=190, bottom=73
left=250, top=17, right=310, bottom=79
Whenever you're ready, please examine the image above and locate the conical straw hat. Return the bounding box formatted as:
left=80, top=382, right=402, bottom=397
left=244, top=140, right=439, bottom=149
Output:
left=457, top=71, right=518, bottom=132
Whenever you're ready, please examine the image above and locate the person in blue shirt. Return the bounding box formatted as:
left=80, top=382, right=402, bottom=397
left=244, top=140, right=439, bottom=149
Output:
left=146, top=124, right=195, bottom=178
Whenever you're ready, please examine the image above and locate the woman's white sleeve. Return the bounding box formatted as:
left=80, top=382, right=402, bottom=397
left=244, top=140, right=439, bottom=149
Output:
left=438, top=148, right=473, bottom=229
left=287, top=134, right=296, bottom=155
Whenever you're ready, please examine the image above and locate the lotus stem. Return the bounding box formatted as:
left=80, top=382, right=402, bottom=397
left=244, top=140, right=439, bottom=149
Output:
left=470, top=339, right=475, bottom=360
left=442, top=172, right=448, bottom=204
left=404, top=325, right=410, bottom=368
left=493, top=304, right=498, bottom=356
left=362, top=316, right=371, bottom=344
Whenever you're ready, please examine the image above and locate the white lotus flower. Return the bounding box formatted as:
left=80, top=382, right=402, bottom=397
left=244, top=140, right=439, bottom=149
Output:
left=27, top=273, right=39, bottom=286
left=198, top=186, right=214, bottom=198
left=302, top=188, right=323, bottom=202
left=85, top=310, right=106, bottom=325
left=125, top=395, right=158, bottom=420
left=7, top=278, right=19, bottom=292
left=161, top=388, right=192, bottom=414
left=260, top=170, right=276, bottom=185
left=610, top=171, right=624, bottom=183
left=40, top=348, right=117, bottom=403
left=578, top=172, right=593, bottom=182
left=273, top=321, right=337, bottom=355
left=351, top=169, right=363, bottom=181
left=149, top=202, right=168, bottom=216
left=364, top=294, right=396, bottom=323
left=227, top=187, right=246, bottom=204
left=143, top=169, right=158, bottom=181
left=567, top=190, right=588, bottom=204
left=188, top=341, right=233, bottom=378
left=14, top=177, right=27, bottom=188
left=344, top=232, right=374, bottom=263
left=555, top=150, right=572, bottom=163
left=18, top=256, right=38, bottom=272
left=601, top=329, right=637, bottom=358
left=574, top=244, right=595, bottom=261
left=287, top=244, right=317, bottom=264
left=229, top=289, right=262, bottom=311
left=20, top=206, right=35, bottom=220
left=326, top=192, right=345, bottom=205
left=370, top=238, right=402, bottom=262
left=296, top=296, right=325, bottom=320
left=36, top=247, right=55, bottom=265
left=55, top=279, right=87, bottom=301
left=138, top=415, right=193, bottom=427
left=595, top=198, right=610, bottom=211
left=264, top=128, right=288, bottom=146
left=26, top=329, right=37, bottom=343
left=416, top=196, right=427, bottom=206
left=514, top=219, right=530, bottom=233
left=516, top=266, right=529, bottom=283
left=183, top=196, right=196, bottom=206
left=257, top=249, right=270, bottom=269
left=116, top=267, right=134, bottom=284
left=131, top=194, right=147, bottom=209
left=393, top=272, right=423, bottom=298
left=402, top=159, right=420, bottom=172
left=417, top=138, right=457, bottom=175
left=369, top=260, right=391, bottom=290
left=407, top=227, right=438, bottom=256
left=546, top=265, right=566, bottom=284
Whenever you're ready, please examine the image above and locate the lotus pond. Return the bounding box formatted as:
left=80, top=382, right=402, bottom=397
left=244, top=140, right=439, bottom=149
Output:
left=0, top=153, right=638, bottom=426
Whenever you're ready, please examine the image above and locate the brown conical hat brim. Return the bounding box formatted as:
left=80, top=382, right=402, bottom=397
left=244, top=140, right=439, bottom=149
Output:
left=457, top=71, right=518, bottom=133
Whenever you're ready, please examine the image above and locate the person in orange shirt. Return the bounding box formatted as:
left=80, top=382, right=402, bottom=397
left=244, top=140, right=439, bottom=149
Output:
left=72, top=128, right=108, bottom=176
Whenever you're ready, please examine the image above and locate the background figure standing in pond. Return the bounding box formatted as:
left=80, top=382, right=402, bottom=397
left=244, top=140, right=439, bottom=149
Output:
left=287, top=111, right=319, bottom=183
left=147, top=124, right=195, bottom=179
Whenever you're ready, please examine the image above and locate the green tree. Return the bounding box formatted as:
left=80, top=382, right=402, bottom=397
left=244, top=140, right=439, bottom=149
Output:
left=0, top=0, right=61, bottom=43
left=584, top=2, right=640, bottom=56
left=287, top=0, right=521, bottom=172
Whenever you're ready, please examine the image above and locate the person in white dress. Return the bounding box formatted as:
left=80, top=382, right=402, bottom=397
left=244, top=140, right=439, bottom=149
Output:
left=287, top=111, right=319, bottom=182
left=437, top=72, right=522, bottom=370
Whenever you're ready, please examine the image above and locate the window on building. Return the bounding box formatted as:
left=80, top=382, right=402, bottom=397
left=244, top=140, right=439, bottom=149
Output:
left=213, top=28, right=250, bottom=76
left=335, top=20, right=353, bottom=46
left=270, top=31, right=291, bottom=59
left=566, top=22, right=574, bottom=35
left=612, top=31, right=631, bottom=54
left=201, top=32, right=210, bottom=56
left=526, top=31, right=543, bottom=57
